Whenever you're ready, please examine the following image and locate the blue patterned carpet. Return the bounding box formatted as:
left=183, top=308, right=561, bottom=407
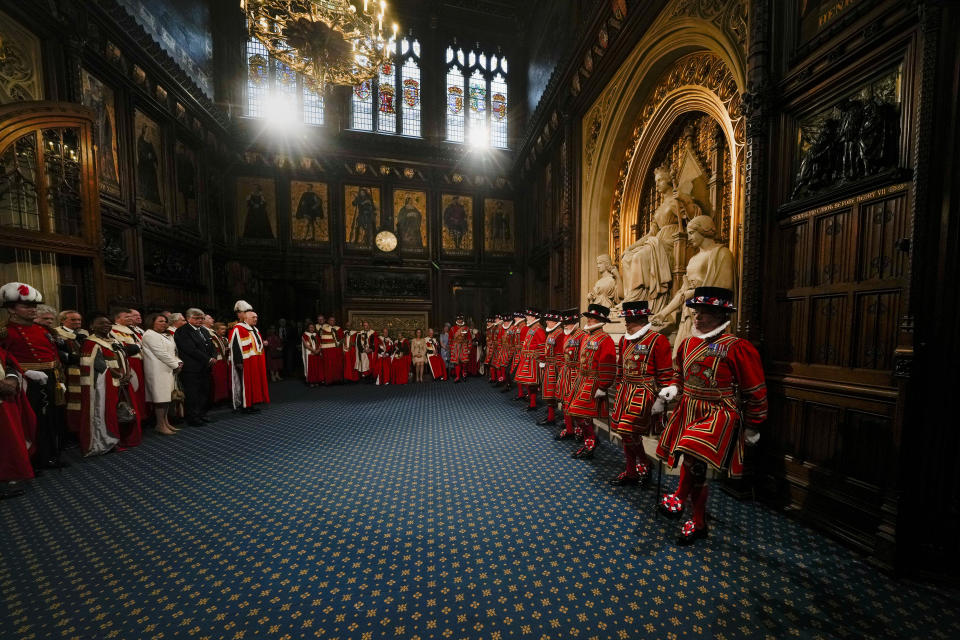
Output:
left=1, top=379, right=958, bottom=640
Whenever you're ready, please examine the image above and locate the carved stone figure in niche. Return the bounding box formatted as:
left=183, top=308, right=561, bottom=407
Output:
left=791, top=119, right=839, bottom=198
left=651, top=215, right=735, bottom=355
left=791, top=75, right=901, bottom=200
left=243, top=184, right=274, bottom=239
left=588, top=254, right=623, bottom=309
left=620, top=164, right=701, bottom=311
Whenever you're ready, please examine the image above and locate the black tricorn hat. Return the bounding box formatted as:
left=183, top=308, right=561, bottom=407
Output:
left=684, top=286, right=737, bottom=312
left=619, top=300, right=652, bottom=318
left=582, top=303, right=614, bottom=323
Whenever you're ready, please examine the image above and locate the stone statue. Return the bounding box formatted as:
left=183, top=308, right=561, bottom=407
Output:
left=588, top=253, right=623, bottom=308
left=651, top=214, right=735, bottom=355
left=619, top=163, right=701, bottom=312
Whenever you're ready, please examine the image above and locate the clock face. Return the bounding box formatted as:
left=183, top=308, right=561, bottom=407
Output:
left=375, top=229, right=398, bottom=252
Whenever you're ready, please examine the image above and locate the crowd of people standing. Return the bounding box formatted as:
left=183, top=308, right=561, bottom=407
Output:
left=2, top=278, right=768, bottom=548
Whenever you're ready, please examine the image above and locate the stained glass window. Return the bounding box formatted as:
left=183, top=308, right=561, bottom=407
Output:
left=445, top=43, right=508, bottom=148
left=446, top=66, right=465, bottom=143
left=245, top=28, right=324, bottom=125
left=401, top=58, right=421, bottom=137
left=350, top=37, right=421, bottom=137
left=352, top=78, right=374, bottom=131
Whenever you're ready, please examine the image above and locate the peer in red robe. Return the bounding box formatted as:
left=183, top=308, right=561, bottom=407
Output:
left=391, top=335, right=410, bottom=385
left=207, top=323, right=232, bottom=404
left=376, top=331, right=394, bottom=385
left=319, top=319, right=343, bottom=384
left=425, top=330, right=447, bottom=381
left=229, top=311, right=270, bottom=413
left=302, top=326, right=323, bottom=386
left=111, top=316, right=146, bottom=425
left=79, top=314, right=142, bottom=455
left=342, top=325, right=361, bottom=382
left=0, top=346, right=36, bottom=483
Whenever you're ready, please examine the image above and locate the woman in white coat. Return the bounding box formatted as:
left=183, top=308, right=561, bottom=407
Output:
left=141, top=312, right=183, bottom=435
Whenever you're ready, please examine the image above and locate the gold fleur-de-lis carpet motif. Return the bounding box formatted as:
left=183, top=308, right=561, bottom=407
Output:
left=2, top=380, right=959, bottom=639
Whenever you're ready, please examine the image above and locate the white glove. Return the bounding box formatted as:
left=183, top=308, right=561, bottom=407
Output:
left=538, top=362, right=545, bottom=369
left=594, top=388, right=606, bottom=398
left=745, top=428, right=760, bottom=445
left=59, top=383, right=67, bottom=393
left=24, top=370, right=48, bottom=384
left=651, top=397, right=666, bottom=415
left=658, top=385, right=678, bottom=402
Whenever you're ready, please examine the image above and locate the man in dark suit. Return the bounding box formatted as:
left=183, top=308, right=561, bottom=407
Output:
left=175, top=308, right=217, bottom=426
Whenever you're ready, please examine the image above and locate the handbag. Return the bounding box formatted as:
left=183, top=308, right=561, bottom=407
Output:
left=116, top=387, right=137, bottom=423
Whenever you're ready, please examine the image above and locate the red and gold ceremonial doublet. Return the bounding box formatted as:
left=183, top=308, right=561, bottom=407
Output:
left=559, top=327, right=587, bottom=406
left=565, top=326, right=617, bottom=419
left=484, top=325, right=500, bottom=366
left=513, top=322, right=546, bottom=386
left=1, top=322, right=62, bottom=390
left=510, top=322, right=530, bottom=374
left=610, top=329, right=673, bottom=435
left=655, top=333, right=768, bottom=477
left=540, top=326, right=568, bottom=405
left=229, top=323, right=270, bottom=409
left=449, top=324, right=472, bottom=364
left=491, top=322, right=513, bottom=370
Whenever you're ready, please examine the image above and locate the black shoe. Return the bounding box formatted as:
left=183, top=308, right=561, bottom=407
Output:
left=453, top=378, right=461, bottom=384
left=554, top=431, right=572, bottom=441
left=524, top=405, right=537, bottom=412
left=676, top=520, right=709, bottom=546
left=0, top=484, right=25, bottom=499
left=31, top=467, right=44, bottom=477
left=571, top=446, right=594, bottom=459
left=609, top=472, right=639, bottom=486
left=241, top=406, right=261, bottom=414
left=199, top=416, right=214, bottom=424
left=500, top=387, right=511, bottom=393
left=536, top=417, right=556, bottom=426
left=43, top=459, right=70, bottom=469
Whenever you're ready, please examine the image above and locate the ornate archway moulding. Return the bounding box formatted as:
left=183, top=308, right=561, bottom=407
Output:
left=609, top=51, right=744, bottom=260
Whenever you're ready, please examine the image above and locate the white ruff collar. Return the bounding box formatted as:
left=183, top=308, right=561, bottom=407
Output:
left=584, top=323, right=605, bottom=333
left=563, top=325, right=577, bottom=335
left=691, top=320, right=731, bottom=340
left=545, top=323, right=561, bottom=333
left=526, top=318, right=538, bottom=327
left=625, top=324, right=651, bottom=341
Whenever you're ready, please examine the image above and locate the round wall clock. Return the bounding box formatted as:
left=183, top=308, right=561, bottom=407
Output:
left=375, top=229, right=398, bottom=252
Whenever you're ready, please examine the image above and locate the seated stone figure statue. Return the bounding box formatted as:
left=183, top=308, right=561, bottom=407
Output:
left=620, top=164, right=701, bottom=312
left=651, top=214, right=735, bottom=355
left=587, top=254, right=623, bottom=309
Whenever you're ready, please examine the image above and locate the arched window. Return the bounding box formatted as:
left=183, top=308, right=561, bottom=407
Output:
left=245, top=29, right=324, bottom=125
left=446, top=44, right=508, bottom=148
left=351, top=36, right=421, bottom=137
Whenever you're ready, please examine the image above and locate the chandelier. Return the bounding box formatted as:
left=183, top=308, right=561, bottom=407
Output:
left=242, top=0, right=397, bottom=93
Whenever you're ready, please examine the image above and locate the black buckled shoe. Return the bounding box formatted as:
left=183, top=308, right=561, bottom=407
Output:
left=571, top=445, right=595, bottom=459
left=554, top=430, right=572, bottom=441
left=676, top=519, right=709, bottom=546
left=536, top=416, right=556, bottom=426
left=524, top=405, right=537, bottom=412
left=636, top=463, right=651, bottom=487
left=500, top=386, right=511, bottom=393
left=609, top=472, right=639, bottom=486
left=658, top=493, right=685, bottom=519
